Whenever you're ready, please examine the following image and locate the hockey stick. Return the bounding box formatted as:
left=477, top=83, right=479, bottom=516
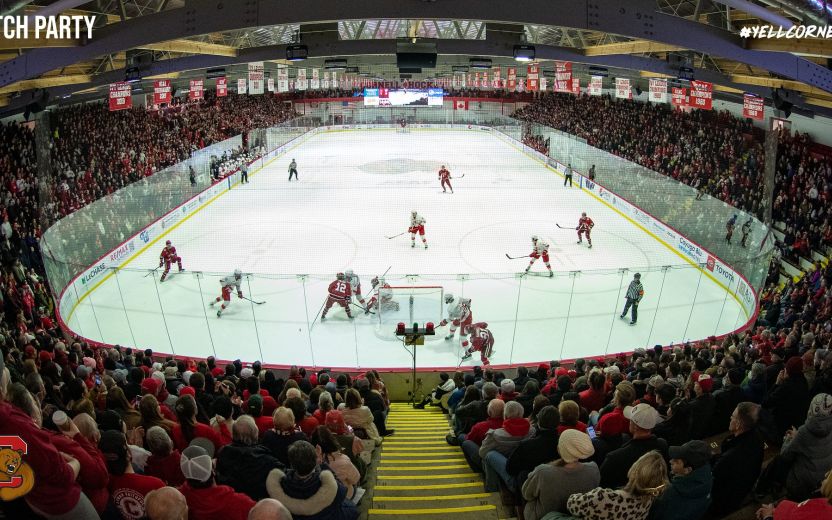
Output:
left=505, top=253, right=532, bottom=260
left=242, top=296, right=266, bottom=305
left=450, top=174, right=465, bottom=179
left=556, top=223, right=577, bottom=230
left=351, top=301, right=375, bottom=315
left=144, top=267, right=160, bottom=278
left=385, top=232, right=407, bottom=240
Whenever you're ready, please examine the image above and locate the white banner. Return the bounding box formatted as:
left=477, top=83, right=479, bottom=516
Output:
left=267, top=78, right=274, bottom=92
left=589, top=76, right=603, bottom=96
left=322, top=71, right=330, bottom=89
left=648, top=79, right=667, bottom=103
left=311, top=68, right=320, bottom=89
left=331, top=71, right=338, bottom=88
left=237, top=78, right=247, bottom=94
left=615, top=78, right=631, bottom=99
left=248, top=61, right=265, bottom=95
left=296, top=68, right=308, bottom=91
left=277, top=65, right=289, bottom=93
left=539, top=76, right=547, bottom=92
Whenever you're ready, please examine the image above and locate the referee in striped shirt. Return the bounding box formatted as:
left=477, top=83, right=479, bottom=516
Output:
left=620, top=273, right=644, bottom=325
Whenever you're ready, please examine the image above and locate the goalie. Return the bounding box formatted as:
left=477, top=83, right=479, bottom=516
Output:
left=364, top=276, right=399, bottom=314
left=440, top=294, right=472, bottom=350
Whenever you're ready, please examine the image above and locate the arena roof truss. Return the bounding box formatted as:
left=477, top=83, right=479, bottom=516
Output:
left=0, top=0, right=830, bottom=114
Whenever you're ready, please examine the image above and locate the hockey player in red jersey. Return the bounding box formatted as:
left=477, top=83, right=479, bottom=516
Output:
left=439, top=294, right=472, bottom=350
left=364, top=276, right=398, bottom=314
left=209, top=269, right=243, bottom=317
left=577, top=212, right=595, bottom=248
left=409, top=211, right=428, bottom=249
left=321, top=272, right=353, bottom=321
left=438, top=165, right=453, bottom=194
left=461, top=322, right=495, bottom=365
left=526, top=235, right=554, bottom=277
left=159, top=240, right=184, bottom=282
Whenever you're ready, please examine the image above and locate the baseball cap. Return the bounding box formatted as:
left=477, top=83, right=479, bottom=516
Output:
left=696, top=374, right=713, bottom=393
left=180, top=445, right=213, bottom=482
left=188, top=437, right=216, bottom=458
left=669, top=440, right=711, bottom=469
left=624, top=403, right=660, bottom=430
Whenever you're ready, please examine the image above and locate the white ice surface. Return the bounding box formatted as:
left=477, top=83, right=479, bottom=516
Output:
left=65, top=128, right=748, bottom=369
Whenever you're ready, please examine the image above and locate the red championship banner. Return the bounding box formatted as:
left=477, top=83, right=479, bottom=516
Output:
left=589, top=76, right=603, bottom=96
left=216, top=77, right=227, bottom=97
left=526, top=64, right=539, bottom=92
left=689, top=80, right=713, bottom=110
left=571, top=77, right=580, bottom=95
left=671, top=87, right=688, bottom=107
left=648, top=78, right=667, bottom=103
left=189, top=79, right=204, bottom=101
left=555, top=61, right=572, bottom=92
left=615, top=78, right=631, bottom=99
left=743, top=93, right=764, bottom=120
left=507, top=67, right=517, bottom=91
left=153, top=80, right=171, bottom=105
left=109, top=82, right=132, bottom=111
left=493, top=66, right=501, bottom=88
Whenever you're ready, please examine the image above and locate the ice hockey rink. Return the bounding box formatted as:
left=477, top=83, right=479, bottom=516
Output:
left=62, top=127, right=750, bottom=370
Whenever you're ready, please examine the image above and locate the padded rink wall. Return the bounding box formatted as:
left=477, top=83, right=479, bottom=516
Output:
left=45, top=121, right=764, bottom=386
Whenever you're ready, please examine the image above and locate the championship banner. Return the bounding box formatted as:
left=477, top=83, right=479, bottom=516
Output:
left=216, top=77, right=227, bottom=97
left=267, top=78, right=274, bottom=92
left=743, top=93, right=764, bottom=120
left=615, top=78, right=631, bottom=99
left=188, top=79, right=203, bottom=101
left=277, top=65, right=289, bottom=93
left=648, top=79, right=667, bottom=103
left=311, top=68, right=320, bottom=89
left=555, top=61, right=572, bottom=92
left=493, top=66, right=501, bottom=89
left=322, top=71, right=330, bottom=89
left=474, top=72, right=480, bottom=88
left=671, top=87, right=688, bottom=107
left=539, top=76, right=547, bottom=92
left=507, top=67, right=516, bottom=91
left=152, top=80, right=171, bottom=105
left=571, top=77, right=580, bottom=95
left=331, top=71, right=338, bottom=88
left=689, top=80, right=713, bottom=110
left=108, top=82, right=132, bottom=111
left=248, top=61, right=265, bottom=94
left=526, top=64, right=539, bottom=92
left=296, top=68, right=308, bottom=90
left=238, top=78, right=247, bottom=95
left=589, top=76, right=603, bottom=96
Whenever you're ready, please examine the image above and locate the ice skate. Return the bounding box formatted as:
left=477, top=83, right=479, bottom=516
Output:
left=461, top=352, right=472, bottom=361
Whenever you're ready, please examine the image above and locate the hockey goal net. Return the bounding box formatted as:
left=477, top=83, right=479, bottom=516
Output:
left=377, top=285, right=444, bottom=329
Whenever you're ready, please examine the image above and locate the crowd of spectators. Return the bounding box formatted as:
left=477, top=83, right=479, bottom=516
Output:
left=440, top=337, right=832, bottom=520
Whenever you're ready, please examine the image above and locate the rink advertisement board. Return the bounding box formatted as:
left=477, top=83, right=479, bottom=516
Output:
left=108, top=82, right=132, bottom=111
left=743, top=94, right=764, bottom=120
left=615, top=78, right=631, bottom=99
left=248, top=61, right=265, bottom=94
left=216, top=77, right=227, bottom=97
left=589, top=76, right=603, bottom=96
left=153, top=80, right=171, bottom=105
left=649, top=79, right=667, bottom=103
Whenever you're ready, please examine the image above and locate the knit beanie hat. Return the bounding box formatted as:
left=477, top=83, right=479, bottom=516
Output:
left=557, top=429, right=595, bottom=463
left=808, top=393, right=832, bottom=418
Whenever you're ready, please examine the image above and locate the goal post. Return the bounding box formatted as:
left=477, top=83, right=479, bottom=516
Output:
left=377, top=285, right=444, bottom=329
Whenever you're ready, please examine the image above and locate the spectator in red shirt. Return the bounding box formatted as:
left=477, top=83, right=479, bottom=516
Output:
left=178, top=445, right=256, bottom=520
left=557, top=400, right=589, bottom=435
left=579, top=371, right=608, bottom=412
left=246, top=394, right=275, bottom=437
left=145, top=426, right=185, bottom=486
left=284, top=395, right=319, bottom=438
left=461, top=398, right=505, bottom=473
left=171, top=394, right=224, bottom=453
left=99, top=429, right=165, bottom=520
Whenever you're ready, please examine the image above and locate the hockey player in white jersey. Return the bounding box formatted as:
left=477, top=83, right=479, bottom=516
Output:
left=365, top=276, right=399, bottom=314
left=526, top=235, right=554, bottom=277
left=409, top=210, right=428, bottom=249
left=210, top=269, right=244, bottom=317
left=440, top=293, right=473, bottom=350
left=345, top=269, right=367, bottom=310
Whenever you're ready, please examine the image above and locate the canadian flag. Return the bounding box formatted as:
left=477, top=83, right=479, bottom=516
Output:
left=454, top=99, right=469, bottom=110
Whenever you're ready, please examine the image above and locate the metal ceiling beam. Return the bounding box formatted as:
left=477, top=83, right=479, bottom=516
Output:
left=584, top=40, right=687, bottom=56
left=0, top=73, right=91, bottom=94
left=0, top=38, right=78, bottom=50
left=748, top=38, right=832, bottom=59
left=1, top=0, right=830, bottom=92
left=137, top=39, right=238, bottom=56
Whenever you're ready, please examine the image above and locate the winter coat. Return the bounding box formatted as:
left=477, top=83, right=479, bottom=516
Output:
left=780, top=414, right=832, bottom=501
left=262, top=428, right=308, bottom=465
left=599, top=435, right=668, bottom=489
left=338, top=404, right=381, bottom=445
left=479, top=417, right=534, bottom=458
left=710, top=430, right=764, bottom=515
left=648, top=464, right=712, bottom=520
left=466, top=417, right=503, bottom=446
left=266, top=468, right=359, bottom=520
left=764, top=374, right=811, bottom=437
left=688, top=393, right=716, bottom=439
left=454, top=399, right=488, bottom=434
left=713, top=385, right=745, bottom=433
left=522, top=462, right=600, bottom=520
left=216, top=441, right=286, bottom=500
left=506, top=428, right=559, bottom=481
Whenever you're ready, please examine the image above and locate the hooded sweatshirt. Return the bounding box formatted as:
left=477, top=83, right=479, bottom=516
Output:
left=781, top=413, right=832, bottom=501
left=479, top=417, right=534, bottom=458
left=266, top=468, right=358, bottom=520
left=648, top=464, right=713, bottom=520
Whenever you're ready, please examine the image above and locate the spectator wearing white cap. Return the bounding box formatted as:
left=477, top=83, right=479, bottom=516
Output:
left=522, top=429, right=599, bottom=520
left=599, top=403, right=668, bottom=489
left=499, top=378, right=518, bottom=402
left=177, top=444, right=255, bottom=520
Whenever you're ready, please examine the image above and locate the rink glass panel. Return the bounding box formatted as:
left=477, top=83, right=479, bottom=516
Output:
left=41, top=112, right=766, bottom=366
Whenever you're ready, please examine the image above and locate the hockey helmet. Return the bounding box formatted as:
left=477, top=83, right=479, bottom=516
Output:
left=166, top=240, right=172, bottom=246
left=234, top=269, right=242, bottom=277
left=444, top=293, right=455, bottom=304
left=634, top=273, right=641, bottom=279
left=336, top=272, right=345, bottom=280
left=345, top=269, right=354, bottom=278
left=411, top=210, right=417, bottom=216
left=371, top=276, right=379, bottom=287
left=581, top=212, right=586, bottom=217
left=531, top=235, right=539, bottom=242
left=460, top=297, right=472, bottom=305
